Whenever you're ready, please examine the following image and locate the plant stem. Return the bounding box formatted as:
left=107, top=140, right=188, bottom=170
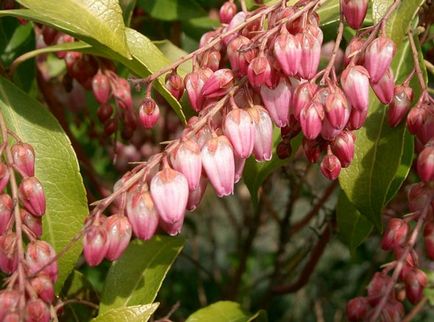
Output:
left=408, top=30, right=427, bottom=93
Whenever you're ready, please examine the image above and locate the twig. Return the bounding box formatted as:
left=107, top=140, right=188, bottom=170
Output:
left=407, top=30, right=427, bottom=93
left=402, top=297, right=428, bottom=322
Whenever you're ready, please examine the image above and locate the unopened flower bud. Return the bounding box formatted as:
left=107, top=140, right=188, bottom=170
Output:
left=346, top=297, right=369, bottom=322
left=388, top=85, right=413, bottom=127
left=227, top=36, right=256, bottom=76
left=274, top=29, right=301, bottom=76
left=416, top=110, right=434, bottom=145
left=198, top=50, right=221, bottom=71
left=25, top=299, right=50, bottom=322
left=219, top=1, right=237, bottom=24
left=300, top=102, right=324, bottom=140
left=341, top=65, right=370, bottom=111
left=18, top=176, right=46, bottom=216
left=404, top=269, right=427, bottom=304
left=201, top=69, right=234, bottom=99
left=201, top=135, right=235, bottom=197
left=371, top=68, right=394, bottom=104
left=247, top=55, right=272, bottom=88
left=248, top=106, right=273, bottom=161
left=320, top=152, right=341, bottom=180
left=185, top=68, right=213, bottom=112
left=126, top=187, right=159, bottom=240
left=224, top=109, right=255, bottom=159
left=165, top=71, right=184, bottom=100
left=92, top=72, right=111, bottom=104
left=0, top=163, right=10, bottom=192
left=112, top=78, right=132, bottom=110
left=223, top=11, right=246, bottom=45
left=303, top=138, right=322, bottom=163
left=0, top=194, right=12, bottom=235
left=97, top=104, right=114, bottom=123
left=0, top=290, right=19, bottom=321
left=104, top=214, right=132, bottom=261
left=150, top=167, right=189, bottom=235
left=172, top=139, right=202, bottom=190
left=31, top=274, right=54, bottom=303
left=276, top=141, right=292, bottom=159
left=0, top=233, right=17, bottom=274
left=331, top=131, right=355, bottom=167
left=407, top=182, right=432, bottom=213
left=299, top=32, right=321, bottom=79
left=417, top=145, right=434, bottom=182
left=26, top=240, right=58, bottom=282
left=367, top=272, right=391, bottom=305
left=292, top=82, right=317, bottom=120
left=344, top=37, right=365, bottom=65
left=139, top=98, right=160, bottom=129
left=21, top=208, right=42, bottom=238
left=11, top=143, right=35, bottom=177
left=260, top=78, right=291, bottom=127
left=325, top=88, right=350, bottom=130
left=342, top=0, right=368, bottom=29
left=320, top=119, right=341, bottom=141
left=83, top=224, right=108, bottom=267
left=406, top=106, right=425, bottom=135
left=347, top=108, right=368, bottom=130
left=381, top=218, right=408, bottom=250
left=364, top=36, right=396, bottom=83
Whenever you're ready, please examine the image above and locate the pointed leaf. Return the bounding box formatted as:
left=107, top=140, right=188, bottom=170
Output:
left=93, top=304, right=159, bottom=322
left=0, top=76, right=88, bottom=292
left=186, top=301, right=264, bottom=322
left=140, top=0, right=207, bottom=21
left=99, top=236, right=184, bottom=313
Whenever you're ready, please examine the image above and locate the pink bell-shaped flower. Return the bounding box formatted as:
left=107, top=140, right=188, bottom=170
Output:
left=320, top=151, right=342, bottom=180
left=344, top=37, right=365, bottom=66
left=171, top=139, right=202, bottom=190
left=300, top=102, right=324, bottom=140
left=341, top=65, right=370, bottom=111
left=219, top=1, right=237, bottom=24
left=342, top=0, right=368, bottom=29
left=224, top=109, right=255, bottom=159
left=92, top=72, right=111, bottom=104
left=381, top=218, right=408, bottom=251
left=223, top=11, right=246, bottom=45
left=0, top=163, right=9, bottom=192
left=325, top=87, right=350, bottom=130
left=184, top=68, right=213, bottom=112
left=150, top=165, right=189, bottom=235
left=248, top=105, right=273, bottom=161
left=11, top=143, right=35, bottom=177
left=274, top=28, right=301, bottom=77
left=417, top=145, right=434, bottom=182
left=201, top=69, right=234, bottom=99
left=104, top=214, right=132, bottom=261
left=247, top=55, right=273, bottom=88
left=30, top=275, right=55, bottom=304
left=347, top=108, right=368, bottom=130
left=371, top=68, right=395, bottom=104
left=331, top=131, right=355, bottom=168
left=83, top=222, right=108, bottom=267
left=139, top=98, right=160, bottom=129
left=364, top=36, right=396, bottom=83
left=26, top=240, right=58, bottom=282
left=18, top=176, right=46, bottom=217
left=260, top=77, right=291, bottom=127
left=303, top=138, right=322, bottom=163
left=165, top=71, right=184, bottom=100
left=25, top=299, right=50, bottom=322
left=292, top=82, right=317, bottom=120
left=320, top=119, right=341, bottom=141
left=0, top=194, right=12, bottom=235
left=298, top=32, right=321, bottom=79
left=0, top=233, right=17, bottom=274
left=388, top=85, right=413, bottom=127
left=201, top=135, right=235, bottom=197
left=227, top=36, right=256, bottom=76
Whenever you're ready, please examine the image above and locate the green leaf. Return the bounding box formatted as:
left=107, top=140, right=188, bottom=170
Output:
left=317, top=0, right=339, bottom=26
left=186, top=301, right=264, bottom=322
left=153, top=40, right=191, bottom=75
left=99, top=236, right=184, bottom=313
left=339, top=2, right=423, bottom=230
left=140, top=0, right=207, bottom=21
left=0, top=76, right=88, bottom=292
left=92, top=304, right=159, bottom=322
left=119, top=0, right=137, bottom=26
left=336, top=191, right=373, bottom=251
left=15, top=0, right=131, bottom=59
left=182, top=17, right=219, bottom=40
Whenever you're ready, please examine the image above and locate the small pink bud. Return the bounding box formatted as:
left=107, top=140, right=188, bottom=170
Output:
left=300, top=102, right=324, bottom=140
left=417, top=145, right=434, bottom=182
left=97, top=104, right=114, bottom=123
left=248, top=106, right=273, bottom=161
left=219, top=1, right=237, bottom=24
left=0, top=163, right=10, bottom=192
left=224, top=109, right=255, bottom=159
left=112, top=78, right=132, bottom=110
left=0, top=194, right=12, bottom=235
left=260, top=77, right=291, bottom=128
left=104, top=214, right=132, bottom=261
left=320, top=119, right=341, bottom=141
left=346, top=297, right=369, bottom=322
left=187, top=177, right=207, bottom=211
left=184, top=68, right=213, bottom=112
left=201, top=69, right=234, bottom=99
left=342, top=0, right=368, bottom=29
left=0, top=290, right=19, bottom=321
left=325, top=88, right=350, bottom=130
left=344, top=37, right=365, bottom=66
left=341, top=65, right=370, bottom=111
left=199, top=31, right=222, bottom=52
left=25, top=299, right=50, bottom=322
left=150, top=167, right=189, bottom=235
left=92, top=72, right=111, bottom=104
left=381, top=218, right=408, bottom=250
left=292, top=82, right=318, bottom=120
left=298, top=32, right=321, bottom=79
left=21, top=208, right=42, bottom=238
left=139, top=98, right=160, bottom=129
left=198, top=50, right=221, bottom=71
left=404, top=269, right=427, bottom=304
left=371, top=68, right=394, bottom=104
left=303, top=138, right=322, bottom=163
left=31, top=274, right=54, bottom=303
left=424, top=221, right=434, bottom=260
left=172, top=139, right=202, bottom=190
left=247, top=55, right=273, bottom=88
left=0, top=233, right=17, bottom=274
left=83, top=223, right=108, bottom=267
left=165, top=71, right=184, bottom=100
left=201, top=135, right=235, bottom=197
left=223, top=12, right=246, bottom=45
left=364, top=36, right=396, bottom=83
left=320, top=152, right=341, bottom=180
left=407, top=182, right=432, bottom=213
left=406, top=107, right=425, bottom=135
left=227, top=36, right=256, bottom=76
left=11, top=143, right=35, bottom=177
left=18, top=176, right=46, bottom=216
left=126, top=187, right=159, bottom=240
left=26, top=240, right=58, bottom=282
left=367, top=272, right=391, bottom=305
left=331, top=131, right=355, bottom=167
left=274, top=29, right=301, bottom=76
left=416, top=110, right=434, bottom=145
left=347, top=108, right=368, bottom=130
left=388, top=85, right=413, bottom=127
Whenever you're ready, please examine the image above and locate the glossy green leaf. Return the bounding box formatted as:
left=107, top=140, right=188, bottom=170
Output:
left=339, top=1, right=423, bottom=229
left=182, top=17, right=219, bottom=40
left=186, top=301, right=265, bottom=322
left=141, top=0, right=207, bottom=21
left=93, top=304, right=159, bottom=322
left=154, top=40, right=191, bottom=75
left=317, top=0, right=339, bottom=25
left=0, top=76, right=88, bottom=292
left=15, top=0, right=131, bottom=59
left=99, top=236, right=184, bottom=313
left=336, top=191, right=373, bottom=251
left=119, top=0, right=137, bottom=26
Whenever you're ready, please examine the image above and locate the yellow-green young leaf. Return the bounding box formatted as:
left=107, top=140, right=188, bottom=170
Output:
left=154, top=40, right=191, bottom=76
left=317, top=0, right=339, bottom=25
left=339, top=1, right=424, bottom=230
left=0, top=76, right=88, bottom=292
left=92, top=304, right=159, bottom=322
left=15, top=0, right=131, bottom=59
left=186, top=301, right=265, bottom=322
left=99, top=236, right=184, bottom=313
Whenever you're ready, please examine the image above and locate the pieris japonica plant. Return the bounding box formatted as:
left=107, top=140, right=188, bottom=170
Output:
left=0, top=0, right=433, bottom=321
